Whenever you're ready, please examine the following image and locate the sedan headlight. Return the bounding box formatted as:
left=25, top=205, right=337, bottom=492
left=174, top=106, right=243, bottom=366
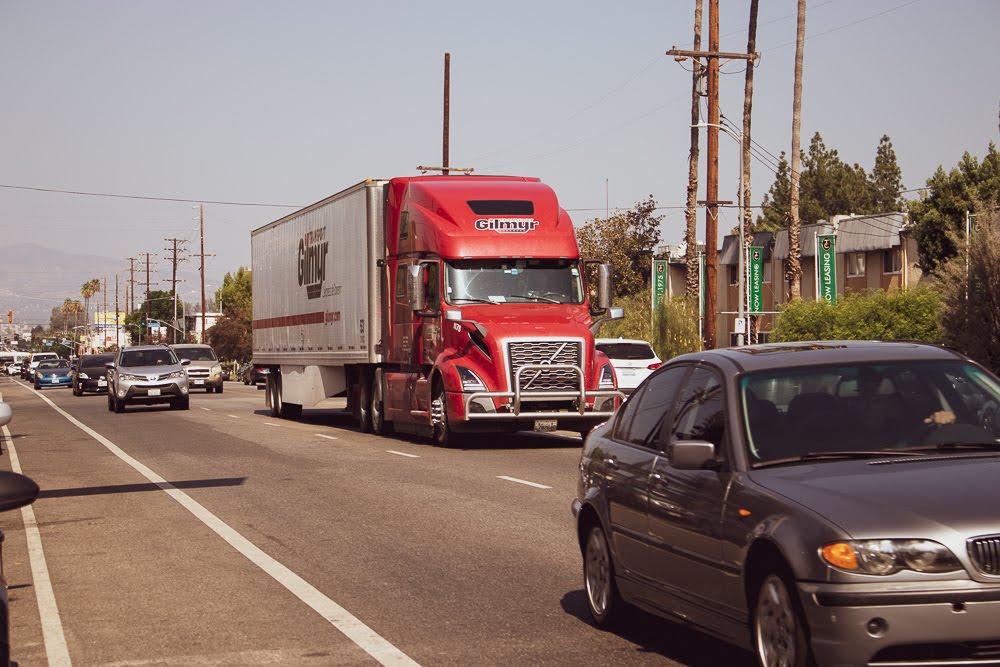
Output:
left=78, top=372, right=90, bottom=380
left=821, top=539, right=962, bottom=575
left=599, top=364, right=616, bottom=390
left=456, top=366, right=487, bottom=392
left=120, top=373, right=146, bottom=382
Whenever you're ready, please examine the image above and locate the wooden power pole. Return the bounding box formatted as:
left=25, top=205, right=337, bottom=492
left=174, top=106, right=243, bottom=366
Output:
left=787, top=0, right=807, bottom=300
left=668, top=0, right=757, bottom=348
left=683, top=0, right=704, bottom=304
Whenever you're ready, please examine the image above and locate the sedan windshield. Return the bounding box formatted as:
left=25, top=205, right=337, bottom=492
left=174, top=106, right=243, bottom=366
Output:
left=444, top=258, right=584, bottom=305
left=37, top=360, right=70, bottom=370
left=742, top=361, right=1000, bottom=465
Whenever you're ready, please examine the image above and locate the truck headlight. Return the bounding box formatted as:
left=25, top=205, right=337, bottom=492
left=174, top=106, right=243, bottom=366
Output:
left=456, top=366, right=487, bottom=391
left=599, top=364, right=616, bottom=390
left=821, top=539, right=962, bottom=575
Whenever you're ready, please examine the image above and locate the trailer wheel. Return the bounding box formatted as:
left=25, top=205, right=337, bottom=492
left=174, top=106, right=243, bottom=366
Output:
left=358, top=373, right=374, bottom=433
left=432, top=381, right=460, bottom=448
left=370, top=368, right=391, bottom=436
left=268, top=374, right=281, bottom=418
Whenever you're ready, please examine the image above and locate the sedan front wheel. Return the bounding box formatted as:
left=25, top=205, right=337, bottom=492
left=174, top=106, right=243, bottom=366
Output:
left=753, top=571, right=811, bottom=667
left=583, top=523, right=623, bottom=628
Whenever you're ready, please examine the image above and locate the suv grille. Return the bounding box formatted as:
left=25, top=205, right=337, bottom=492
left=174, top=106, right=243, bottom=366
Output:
left=969, top=535, right=1000, bottom=575
left=186, top=367, right=210, bottom=378
left=507, top=340, right=583, bottom=391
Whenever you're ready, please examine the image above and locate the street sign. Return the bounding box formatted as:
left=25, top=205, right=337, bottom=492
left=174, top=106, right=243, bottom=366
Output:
left=749, top=246, right=764, bottom=314
left=651, top=259, right=668, bottom=312
left=816, top=234, right=837, bottom=304
left=734, top=317, right=747, bottom=335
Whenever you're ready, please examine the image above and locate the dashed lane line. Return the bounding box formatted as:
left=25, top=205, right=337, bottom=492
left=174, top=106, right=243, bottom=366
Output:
left=386, top=450, right=420, bottom=459
left=314, top=434, right=338, bottom=440
left=21, top=387, right=420, bottom=666
left=497, top=475, right=552, bottom=490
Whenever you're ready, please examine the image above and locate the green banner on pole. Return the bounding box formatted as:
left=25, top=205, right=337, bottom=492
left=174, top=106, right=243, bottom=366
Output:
left=652, top=259, right=668, bottom=311
left=816, top=234, right=837, bottom=304
left=749, top=246, right=764, bottom=314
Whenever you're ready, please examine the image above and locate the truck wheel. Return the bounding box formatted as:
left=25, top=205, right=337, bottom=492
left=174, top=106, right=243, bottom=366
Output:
left=281, top=402, right=302, bottom=419
left=432, top=383, right=461, bottom=448
left=268, top=375, right=281, bottom=418
left=370, top=369, right=391, bottom=436
left=358, top=374, right=374, bottom=433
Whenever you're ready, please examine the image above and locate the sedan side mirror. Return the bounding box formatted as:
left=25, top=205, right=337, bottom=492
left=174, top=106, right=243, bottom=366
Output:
left=669, top=440, right=717, bottom=470
left=0, top=471, right=39, bottom=513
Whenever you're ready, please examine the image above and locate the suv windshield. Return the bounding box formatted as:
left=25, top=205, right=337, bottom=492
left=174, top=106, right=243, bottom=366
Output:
left=444, top=258, right=584, bottom=305
left=174, top=347, right=217, bottom=361
left=120, top=349, right=178, bottom=368
left=742, top=360, right=1000, bottom=465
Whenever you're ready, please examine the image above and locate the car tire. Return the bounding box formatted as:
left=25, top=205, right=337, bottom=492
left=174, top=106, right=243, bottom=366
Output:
left=174, top=397, right=190, bottom=410
left=370, top=368, right=392, bottom=436
left=33, top=381, right=40, bottom=390
left=72, top=383, right=80, bottom=397
left=217, top=384, right=223, bottom=394
left=583, top=522, right=624, bottom=628
left=753, top=570, right=811, bottom=667
left=113, top=397, right=125, bottom=413
left=107, top=394, right=114, bottom=412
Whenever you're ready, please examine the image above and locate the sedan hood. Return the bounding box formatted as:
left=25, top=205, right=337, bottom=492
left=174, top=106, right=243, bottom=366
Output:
left=750, top=455, right=1000, bottom=538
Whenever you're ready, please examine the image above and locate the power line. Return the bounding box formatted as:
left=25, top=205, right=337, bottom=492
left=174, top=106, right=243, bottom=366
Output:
left=0, top=183, right=301, bottom=208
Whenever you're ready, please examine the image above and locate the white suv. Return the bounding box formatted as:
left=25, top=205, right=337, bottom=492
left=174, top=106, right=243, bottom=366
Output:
left=107, top=345, right=190, bottom=412
left=594, top=338, right=662, bottom=395
left=169, top=344, right=224, bottom=393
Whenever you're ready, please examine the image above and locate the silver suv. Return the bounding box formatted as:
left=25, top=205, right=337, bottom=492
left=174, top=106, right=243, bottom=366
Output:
left=107, top=345, right=190, bottom=412
left=169, top=344, right=223, bottom=393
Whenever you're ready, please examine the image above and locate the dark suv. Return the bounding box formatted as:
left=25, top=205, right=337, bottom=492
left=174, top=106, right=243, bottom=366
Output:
left=106, top=345, right=190, bottom=412
left=73, top=353, right=115, bottom=395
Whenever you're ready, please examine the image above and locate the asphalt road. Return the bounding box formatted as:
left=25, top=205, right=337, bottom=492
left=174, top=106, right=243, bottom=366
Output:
left=0, top=376, right=754, bottom=666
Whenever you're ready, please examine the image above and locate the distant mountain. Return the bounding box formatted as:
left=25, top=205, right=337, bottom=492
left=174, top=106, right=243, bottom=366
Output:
left=0, top=243, right=218, bottom=329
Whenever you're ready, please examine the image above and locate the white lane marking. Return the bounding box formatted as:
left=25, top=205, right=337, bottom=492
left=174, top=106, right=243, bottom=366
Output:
left=30, top=391, right=420, bottom=666
left=386, top=450, right=419, bottom=459
left=264, top=422, right=281, bottom=427
left=200, top=407, right=212, bottom=411
left=497, top=475, right=552, bottom=490
left=314, top=434, right=338, bottom=440
left=227, top=414, right=240, bottom=419
left=3, top=424, right=73, bottom=666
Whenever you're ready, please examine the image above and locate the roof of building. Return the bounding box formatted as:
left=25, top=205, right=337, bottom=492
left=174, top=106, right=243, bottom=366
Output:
left=771, top=212, right=906, bottom=259
left=719, top=231, right=775, bottom=265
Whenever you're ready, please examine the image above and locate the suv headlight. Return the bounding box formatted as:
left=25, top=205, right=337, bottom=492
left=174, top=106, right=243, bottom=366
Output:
left=120, top=373, right=146, bottom=382
left=599, top=364, right=616, bottom=390
left=211, top=365, right=222, bottom=375
left=166, top=371, right=185, bottom=379
left=821, top=539, right=962, bottom=575
left=456, top=366, right=487, bottom=391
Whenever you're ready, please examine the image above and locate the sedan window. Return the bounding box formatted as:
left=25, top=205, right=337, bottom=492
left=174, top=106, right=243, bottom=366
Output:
left=616, top=365, right=688, bottom=448
left=672, top=368, right=726, bottom=449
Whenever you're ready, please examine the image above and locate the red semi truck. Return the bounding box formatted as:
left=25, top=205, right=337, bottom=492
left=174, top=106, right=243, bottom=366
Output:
left=251, top=175, right=624, bottom=445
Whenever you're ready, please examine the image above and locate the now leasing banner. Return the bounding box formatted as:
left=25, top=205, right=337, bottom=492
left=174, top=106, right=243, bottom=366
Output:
left=816, top=234, right=837, bottom=304
left=749, top=246, right=764, bottom=314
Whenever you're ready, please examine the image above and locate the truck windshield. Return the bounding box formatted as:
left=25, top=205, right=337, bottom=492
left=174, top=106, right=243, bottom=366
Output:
left=444, top=258, right=584, bottom=305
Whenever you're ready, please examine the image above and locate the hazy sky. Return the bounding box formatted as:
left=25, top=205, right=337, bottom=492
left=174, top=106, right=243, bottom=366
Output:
left=1, top=0, right=997, bottom=304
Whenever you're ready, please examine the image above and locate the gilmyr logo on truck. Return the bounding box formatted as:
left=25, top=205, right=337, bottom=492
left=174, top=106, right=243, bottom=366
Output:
left=298, top=227, right=328, bottom=299
left=474, top=218, right=540, bottom=233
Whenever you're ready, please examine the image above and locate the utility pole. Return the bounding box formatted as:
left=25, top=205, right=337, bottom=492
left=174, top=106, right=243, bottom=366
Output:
left=443, top=52, right=450, bottom=176
left=164, top=237, right=188, bottom=344
left=741, top=0, right=759, bottom=344
left=683, top=0, right=703, bottom=303
left=787, top=0, right=807, bottom=300
left=190, top=205, right=215, bottom=343
left=126, top=257, right=138, bottom=314
left=102, top=276, right=108, bottom=350
left=668, top=0, right=757, bottom=348
left=115, top=275, right=120, bottom=349
left=138, top=252, right=156, bottom=343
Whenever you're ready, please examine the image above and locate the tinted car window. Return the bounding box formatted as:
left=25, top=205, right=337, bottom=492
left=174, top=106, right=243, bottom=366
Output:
left=81, top=355, right=114, bottom=369
left=672, top=367, right=726, bottom=449
left=174, top=347, right=217, bottom=361
left=619, top=365, right=688, bottom=447
left=596, top=343, right=656, bottom=360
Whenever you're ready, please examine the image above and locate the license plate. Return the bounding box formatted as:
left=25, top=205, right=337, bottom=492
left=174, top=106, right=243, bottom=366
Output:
left=533, top=419, right=557, bottom=433
left=98, top=378, right=107, bottom=386
left=148, top=388, right=161, bottom=396
left=194, top=379, right=204, bottom=385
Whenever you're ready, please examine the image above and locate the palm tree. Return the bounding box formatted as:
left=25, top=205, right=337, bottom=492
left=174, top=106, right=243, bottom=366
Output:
left=81, top=278, right=100, bottom=330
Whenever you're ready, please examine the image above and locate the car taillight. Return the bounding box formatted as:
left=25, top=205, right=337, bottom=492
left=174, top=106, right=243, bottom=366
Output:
left=647, top=362, right=662, bottom=370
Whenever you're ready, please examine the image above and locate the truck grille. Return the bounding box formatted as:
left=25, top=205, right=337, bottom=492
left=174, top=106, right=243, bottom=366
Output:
left=507, top=340, right=583, bottom=391
left=969, top=535, right=1000, bottom=575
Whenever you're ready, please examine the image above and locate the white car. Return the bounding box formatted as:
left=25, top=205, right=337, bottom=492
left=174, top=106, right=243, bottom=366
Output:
left=595, top=338, right=661, bottom=395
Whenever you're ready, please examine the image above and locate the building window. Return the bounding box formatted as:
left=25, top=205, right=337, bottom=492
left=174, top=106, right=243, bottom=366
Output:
left=763, top=261, right=772, bottom=283
left=846, top=252, right=866, bottom=277
left=729, top=265, right=738, bottom=286
left=883, top=247, right=902, bottom=274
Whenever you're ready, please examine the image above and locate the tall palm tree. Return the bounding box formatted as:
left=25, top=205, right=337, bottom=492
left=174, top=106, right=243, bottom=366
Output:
left=81, top=278, right=101, bottom=329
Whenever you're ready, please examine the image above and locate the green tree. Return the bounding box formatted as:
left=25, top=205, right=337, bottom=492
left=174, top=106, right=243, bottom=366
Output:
left=576, top=197, right=663, bottom=298
left=870, top=134, right=904, bottom=211
left=935, top=206, right=1000, bottom=373
left=125, top=290, right=178, bottom=344
left=80, top=278, right=101, bottom=328
left=595, top=290, right=700, bottom=362
left=206, top=315, right=252, bottom=362
left=215, top=267, right=252, bottom=318
left=908, top=142, right=1000, bottom=275
left=757, top=152, right=791, bottom=231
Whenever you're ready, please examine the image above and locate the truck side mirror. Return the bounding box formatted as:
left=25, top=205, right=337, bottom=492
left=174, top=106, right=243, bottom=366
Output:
left=407, top=265, right=425, bottom=312
left=597, top=264, right=613, bottom=310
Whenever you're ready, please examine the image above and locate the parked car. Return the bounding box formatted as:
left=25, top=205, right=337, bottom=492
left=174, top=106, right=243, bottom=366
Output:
left=594, top=338, right=662, bottom=395
left=32, top=359, right=73, bottom=390
left=574, top=340, right=1000, bottom=667
left=169, top=344, right=223, bottom=393
left=241, top=362, right=269, bottom=386
left=72, top=353, right=115, bottom=396
left=106, top=345, right=190, bottom=412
